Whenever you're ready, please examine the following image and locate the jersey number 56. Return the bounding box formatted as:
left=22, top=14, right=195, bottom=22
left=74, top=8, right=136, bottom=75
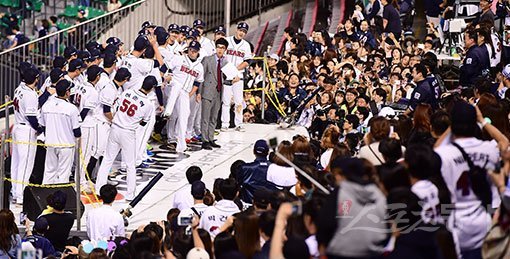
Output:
left=119, top=99, right=138, bottom=117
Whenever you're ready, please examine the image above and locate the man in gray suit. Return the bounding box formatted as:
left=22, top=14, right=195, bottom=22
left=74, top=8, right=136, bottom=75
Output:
left=199, top=38, right=239, bottom=150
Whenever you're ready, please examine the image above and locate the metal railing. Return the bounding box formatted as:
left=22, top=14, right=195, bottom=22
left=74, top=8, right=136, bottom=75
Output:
left=0, top=0, right=146, bottom=100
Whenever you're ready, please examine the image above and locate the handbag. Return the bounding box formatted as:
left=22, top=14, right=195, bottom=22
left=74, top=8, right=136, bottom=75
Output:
left=482, top=223, right=510, bottom=259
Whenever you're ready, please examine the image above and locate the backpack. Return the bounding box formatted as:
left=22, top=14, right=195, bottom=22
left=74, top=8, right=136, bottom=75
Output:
left=451, top=142, right=492, bottom=211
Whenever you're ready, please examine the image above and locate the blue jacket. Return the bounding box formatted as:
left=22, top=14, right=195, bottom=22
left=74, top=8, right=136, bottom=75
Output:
left=236, top=157, right=277, bottom=203
left=24, top=235, right=57, bottom=258
left=459, top=45, right=490, bottom=87
left=409, top=79, right=435, bottom=111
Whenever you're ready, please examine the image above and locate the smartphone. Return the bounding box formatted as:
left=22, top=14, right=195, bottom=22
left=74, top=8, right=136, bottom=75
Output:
left=20, top=212, right=26, bottom=225
left=291, top=201, right=302, bottom=215
left=269, top=137, right=278, bottom=150
left=389, top=126, right=394, bottom=137
left=178, top=216, right=193, bottom=226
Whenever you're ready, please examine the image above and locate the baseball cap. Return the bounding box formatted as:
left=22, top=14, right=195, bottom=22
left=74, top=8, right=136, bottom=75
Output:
left=55, top=80, right=71, bottom=94
left=114, top=67, right=131, bottom=82
left=23, top=67, right=40, bottom=84
left=106, top=37, right=123, bottom=46
left=450, top=101, right=477, bottom=127
left=503, top=64, right=510, bottom=79
left=215, top=38, right=228, bottom=48
left=168, top=23, right=180, bottom=33
left=63, top=45, right=78, bottom=59
left=237, top=22, right=249, bottom=32
left=87, top=65, right=103, bottom=82
left=188, top=40, right=201, bottom=51
left=50, top=68, right=66, bottom=84
left=68, top=59, right=86, bottom=72
left=134, top=35, right=150, bottom=51
left=85, top=40, right=101, bottom=52
left=18, top=61, right=35, bottom=76
left=187, top=29, right=200, bottom=39
left=104, top=44, right=119, bottom=55
left=142, top=75, right=158, bottom=90
left=268, top=53, right=279, bottom=62
left=254, top=139, right=269, bottom=155
left=186, top=247, right=209, bottom=259
left=214, top=25, right=226, bottom=35
left=191, top=180, right=206, bottom=199
left=157, top=31, right=170, bottom=45
left=33, top=217, right=49, bottom=233
left=103, top=53, right=118, bottom=68
left=193, top=19, right=205, bottom=28
left=90, top=48, right=102, bottom=60
left=154, top=26, right=167, bottom=36
left=141, top=20, right=156, bottom=29
left=78, top=50, right=91, bottom=62
left=180, top=25, right=191, bottom=34
left=53, top=56, right=67, bottom=69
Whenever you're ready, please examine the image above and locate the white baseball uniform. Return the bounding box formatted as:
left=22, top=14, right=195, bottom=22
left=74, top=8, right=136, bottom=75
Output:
left=11, top=82, right=39, bottom=203
left=222, top=36, right=253, bottom=128
left=163, top=54, right=204, bottom=152
left=94, top=79, right=122, bottom=159
left=435, top=138, right=501, bottom=251
left=166, top=41, right=181, bottom=56
left=40, top=97, right=81, bottom=184
left=74, top=81, right=99, bottom=178
left=95, top=88, right=153, bottom=199
left=199, top=36, right=216, bottom=60
left=121, top=54, right=157, bottom=91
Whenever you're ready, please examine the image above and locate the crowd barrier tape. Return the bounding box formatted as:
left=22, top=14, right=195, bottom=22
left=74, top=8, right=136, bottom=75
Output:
left=250, top=56, right=287, bottom=117
left=3, top=137, right=101, bottom=206
left=243, top=87, right=265, bottom=92
left=0, top=101, right=13, bottom=110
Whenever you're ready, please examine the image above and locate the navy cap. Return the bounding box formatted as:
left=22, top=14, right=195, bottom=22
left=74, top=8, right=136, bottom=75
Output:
left=55, top=79, right=72, bottom=93
left=89, top=48, right=102, bottom=60
left=106, top=37, right=123, bottom=46
left=103, top=53, right=117, bottom=68
left=104, top=44, right=119, bottom=55
left=78, top=9, right=86, bottom=15
left=254, top=139, right=269, bottom=155
left=78, top=50, right=91, bottom=61
left=237, top=22, right=249, bottom=32
left=133, top=35, right=150, bottom=51
left=68, top=58, right=86, bottom=72
left=157, top=31, right=169, bottom=45
left=193, top=19, right=205, bottom=28
left=50, top=68, right=66, bottom=84
left=23, top=67, right=40, bottom=84
left=114, top=67, right=131, bottom=82
left=214, top=25, right=226, bottom=35
left=191, top=180, right=206, bottom=199
left=142, top=75, right=158, bottom=90
left=168, top=23, right=180, bottom=33
left=154, top=26, right=167, bottom=36
left=141, top=20, right=156, bottom=29
left=85, top=41, right=101, bottom=52
left=34, top=217, right=49, bottom=233
left=188, top=40, right=201, bottom=51
left=179, top=25, right=190, bottom=34
left=53, top=56, right=68, bottom=69
left=187, top=29, right=200, bottom=39
left=18, top=61, right=34, bottom=76
left=63, top=45, right=78, bottom=59
left=87, top=65, right=103, bottom=82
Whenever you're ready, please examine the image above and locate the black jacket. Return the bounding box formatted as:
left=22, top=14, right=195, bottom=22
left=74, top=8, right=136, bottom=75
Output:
left=236, top=157, right=277, bottom=203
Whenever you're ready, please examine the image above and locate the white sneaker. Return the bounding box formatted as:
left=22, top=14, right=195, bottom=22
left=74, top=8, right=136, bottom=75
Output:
left=220, top=127, right=229, bottom=132
left=235, top=126, right=245, bottom=132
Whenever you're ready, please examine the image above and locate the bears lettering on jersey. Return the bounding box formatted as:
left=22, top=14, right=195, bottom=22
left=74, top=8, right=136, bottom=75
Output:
left=226, top=49, right=245, bottom=58
left=180, top=65, right=199, bottom=78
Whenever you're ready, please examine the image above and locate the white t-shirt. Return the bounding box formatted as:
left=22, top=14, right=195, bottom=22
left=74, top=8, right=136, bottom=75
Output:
left=168, top=54, right=204, bottom=93
left=172, top=184, right=194, bottom=211
left=13, top=83, right=39, bottom=125
left=199, top=200, right=240, bottom=238
left=40, top=97, right=81, bottom=145
left=75, top=81, right=99, bottom=128
left=112, top=89, right=153, bottom=131
left=178, top=203, right=209, bottom=219
left=86, top=204, right=125, bottom=240
left=266, top=164, right=297, bottom=188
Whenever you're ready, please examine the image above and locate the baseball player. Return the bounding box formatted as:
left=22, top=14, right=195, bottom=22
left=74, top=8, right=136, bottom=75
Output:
left=74, top=65, right=101, bottom=178
left=40, top=80, right=82, bottom=184
left=87, top=67, right=131, bottom=177
left=167, top=24, right=181, bottom=55
left=214, top=26, right=227, bottom=41
left=185, top=29, right=203, bottom=141
left=11, top=66, right=42, bottom=204
left=95, top=76, right=156, bottom=201
left=96, top=53, right=118, bottom=92
left=66, top=59, right=87, bottom=102
left=163, top=40, right=204, bottom=153
left=222, top=22, right=253, bottom=131
left=121, top=35, right=164, bottom=91
left=39, top=68, right=65, bottom=107
left=193, top=19, right=216, bottom=58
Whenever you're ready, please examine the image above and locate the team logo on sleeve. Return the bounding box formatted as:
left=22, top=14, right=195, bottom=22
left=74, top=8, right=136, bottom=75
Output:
left=414, top=92, right=421, bottom=99
left=466, top=58, right=472, bottom=65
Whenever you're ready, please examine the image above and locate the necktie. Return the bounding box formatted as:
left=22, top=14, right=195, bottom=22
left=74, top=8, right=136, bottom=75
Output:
left=217, top=58, right=222, bottom=92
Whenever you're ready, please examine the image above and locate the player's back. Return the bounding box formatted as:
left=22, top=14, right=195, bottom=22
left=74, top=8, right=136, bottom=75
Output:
left=13, top=82, right=39, bottom=124
left=121, top=54, right=153, bottom=91
left=95, top=80, right=120, bottom=123
left=112, top=88, right=153, bottom=130
left=75, top=82, right=99, bottom=127
left=41, top=97, right=80, bottom=145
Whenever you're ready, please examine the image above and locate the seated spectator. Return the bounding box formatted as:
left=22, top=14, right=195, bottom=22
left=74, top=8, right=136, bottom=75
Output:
left=40, top=190, right=75, bottom=252
left=24, top=217, right=57, bottom=257
left=87, top=184, right=125, bottom=240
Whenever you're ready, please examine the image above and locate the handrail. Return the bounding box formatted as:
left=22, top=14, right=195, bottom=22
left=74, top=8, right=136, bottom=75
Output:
left=0, top=0, right=147, bottom=56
